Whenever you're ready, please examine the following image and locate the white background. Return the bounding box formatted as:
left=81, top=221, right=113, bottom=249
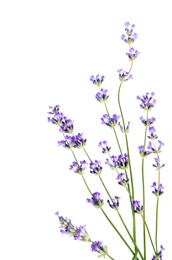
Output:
left=0, top=0, right=171, bottom=259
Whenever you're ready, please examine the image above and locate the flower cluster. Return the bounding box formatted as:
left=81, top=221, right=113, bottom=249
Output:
left=69, top=160, right=87, bottom=175
left=87, top=192, right=104, bottom=208
left=101, top=114, right=120, bottom=128
left=90, top=74, right=105, bottom=87
left=121, top=22, right=138, bottom=44
left=107, top=196, right=120, bottom=210
left=91, top=241, right=108, bottom=257
left=55, top=212, right=90, bottom=242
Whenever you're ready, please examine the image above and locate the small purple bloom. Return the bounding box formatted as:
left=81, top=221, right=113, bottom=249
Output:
left=91, top=241, right=108, bottom=257
left=89, top=160, right=102, bottom=175
left=121, top=22, right=138, bottom=44
left=117, top=69, right=133, bottom=82
left=55, top=212, right=90, bottom=242
left=105, top=158, right=115, bottom=170
left=58, top=135, right=75, bottom=149
left=48, top=105, right=60, bottom=115
left=95, top=88, right=109, bottom=102
left=151, top=182, right=164, bottom=196
left=69, top=160, right=87, bottom=175
left=73, top=133, right=87, bottom=148
left=87, top=192, right=104, bottom=208
left=47, top=112, right=64, bottom=125
left=116, top=173, right=129, bottom=186
left=114, top=153, right=129, bottom=169
left=60, top=117, right=74, bottom=133
left=132, top=200, right=143, bottom=214
left=139, top=116, right=156, bottom=126
left=152, top=245, right=165, bottom=260
left=118, top=121, right=130, bottom=133
left=126, top=47, right=140, bottom=61
left=107, top=196, right=120, bottom=210
left=98, top=140, right=111, bottom=154
left=147, top=140, right=164, bottom=153
left=138, top=145, right=152, bottom=157
left=153, top=157, right=165, bottom=170
left=147, top=126, right=158, bottom=139
left=90, top=74, right=105, bottom=86
left=137, top=92, right=156, bottom=110
left=101, top=114, right=120, bottom=127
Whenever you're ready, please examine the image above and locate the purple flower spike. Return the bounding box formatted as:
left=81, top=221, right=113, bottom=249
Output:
left=101, top=114, right=120, bottom=128
left=117, top=69, right=133, bottom=82
left=69, top=160, right=87, bottom=175
left=114, top=153, right=129, bottom=169
left=118, top=121, right=130, bottom=133
left=73, top=133, right=87, bottom=148
left=138, top=145, right=152, bottom=157
left=137, top=92, right=156, bottom=110
left=91, top=241, right=108, bottom=257
left=121, top=22, right=138, bottom=44
left=139, top=116, right=156, bottom=126
left=107, top=196, right=120, bottom=210
left=116, top=173, right=129, bottom=186
left=60, top=117, right=74, bottom=133
left=98, top=140, right=111, bottom=154
left=58, top=135, right=75, bottom=149
left=105, top=158, right=115, bottom=170
left=147, top=140, right=164, bottom=153
left=89, top=160, right=102, bottom=175
left=151, top=182, right=164, bottom=196
left=126, top=47, right=140, bottom=61
left=90, top=74, right=105, bottom=87
left=87, top=192, right=104, bottom=208
left=147, top=126, right=158, bottom=139
left=95, top=88, right=109, bottom=102
left=153, top=157, right=165, bottom=170
left=132, top=200, right=143, bottom=214
left=152, top=245, right=165, bottom=260
left=48, top=105, right=60, bottom=115
left=55, top=212, right=90, bottom=242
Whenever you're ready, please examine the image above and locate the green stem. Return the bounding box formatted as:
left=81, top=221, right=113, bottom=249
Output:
left=141, top=214, right=156, bottom=254
left=142, top=110, right=149, bottom=259
left=117, top=61, right=136, bottom=254
left=101, top=208, right=135, bottom=256
left=117, top=212, right=144, bottom=260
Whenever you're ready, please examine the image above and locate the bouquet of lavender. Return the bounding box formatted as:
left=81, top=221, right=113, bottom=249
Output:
left=47, top=22, right=165, bottom=260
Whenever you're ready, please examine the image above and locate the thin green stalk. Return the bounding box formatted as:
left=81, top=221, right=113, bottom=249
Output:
left=117, top=61, right=136, bottom=254
left=101, top=208, right=135, bottom=256
left=98, top=175, right=113, bottom=201
left=141, top=215, right=156, bottom=254
left=118, top=212, right=144, bottom=260
left=142, top=110, right=149, bottom=259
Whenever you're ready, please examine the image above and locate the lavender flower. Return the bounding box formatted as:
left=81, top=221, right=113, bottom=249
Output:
left=87, top=192, right=104, bottom=208
left=137, top=92, right=156, bottom=110
left=147, top=140, right=164, bottom=153
left=118, top=121, right=130, bottom=133
left=73, top=133, right=87, bottom=148
left=114, top=153, right=129, bottom=169
left=47, top=112, right=64, bottom=125
left=147, top=126, right=158, bottom=139
left=151, top=182, right=164, bottom=196
left=101, top=114, right=120, bottom=127
left=58, top=135, right=75, bottom=149
left=116, top=173, right=129, bottom=186
left=48, top=105, right=60, bottom=115
left=138, top=145, right=152, bottom=157
left=121, top=22, right=138, bottom=44
left=60, top=117, right=74, bottom=133
left=98, top=141, right=111, bottom=154
left=153, top=157, right=165, bottom=170
left=132, top=200, right=143, bottom=214
left=126, top=47, right=140, bottom=61
left=107, top=196, right=120, bottom=210
left=69, top=160, right=87, bottom=175
left=55, top=212, right=90, bottom=242
left=95, top=88, right=109, bottom=102
left=152, top=245, right=165, bottom=260
left=90, top=74, right=105, bottom=87
left=105, top=158, right=115, bottom=170
left=91, top=241, right=108, bottom=257
left=89, top=160, right=102, bottom=175
left=117, top=69, right=133, bottom=82
left=139, top=116, right=156, bottom=126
